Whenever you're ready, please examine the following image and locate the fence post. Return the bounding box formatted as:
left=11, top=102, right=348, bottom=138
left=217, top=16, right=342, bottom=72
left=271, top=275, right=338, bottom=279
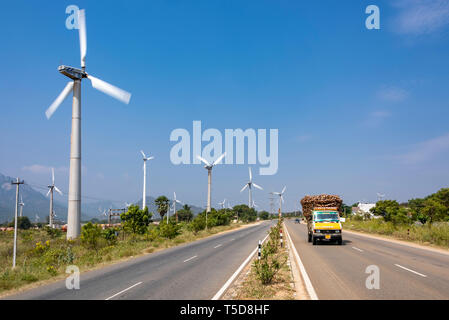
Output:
left=258, top=240, right=262, bottom=260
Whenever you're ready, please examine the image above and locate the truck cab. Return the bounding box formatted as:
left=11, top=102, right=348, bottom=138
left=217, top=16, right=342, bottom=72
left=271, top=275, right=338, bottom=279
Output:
left=308, top=208, right=343, bottom=245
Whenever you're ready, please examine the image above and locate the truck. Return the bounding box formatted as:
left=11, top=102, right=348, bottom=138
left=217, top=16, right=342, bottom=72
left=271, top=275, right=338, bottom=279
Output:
left=300, top=195, right=343, bottom=245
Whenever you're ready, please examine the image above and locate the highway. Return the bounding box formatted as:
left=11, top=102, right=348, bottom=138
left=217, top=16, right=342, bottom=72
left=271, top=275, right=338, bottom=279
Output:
left=5, top=221, right=274, bottom=300
left=285, top=219, right=449, bottom=299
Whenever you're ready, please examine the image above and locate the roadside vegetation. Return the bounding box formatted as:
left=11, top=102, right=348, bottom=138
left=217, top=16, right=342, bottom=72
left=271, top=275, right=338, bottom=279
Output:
left=227, top=218, right=295, bottom=300
left=343, top=188, right=449, bottom=248
left=0, top=201, right=272, bottom=295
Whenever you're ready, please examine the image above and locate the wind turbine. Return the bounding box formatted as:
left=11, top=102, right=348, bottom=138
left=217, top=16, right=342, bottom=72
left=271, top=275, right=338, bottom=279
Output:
left=47, top=168, right=62, bottom=228
left=240, top=167, right=263, bottom=208
left=252, top=200, right=259, bottom=209
left=140, top=150, right=154, bottom=210
left=125, top=202, right=132, bottom=208
left=218, top=199, right=226, bottom=209
left=44, top=9, right=132, bottom=239
left=271, top=186, right=286, bottom=217
left=376, top=193, right=385, bottom=201
left=19, top=195, right=24, bottom=217
left=171, top=192, right=183, bottom=223
left=35, top=214, right=40, bottom=224
left=197, top=152, right=226, bottom=229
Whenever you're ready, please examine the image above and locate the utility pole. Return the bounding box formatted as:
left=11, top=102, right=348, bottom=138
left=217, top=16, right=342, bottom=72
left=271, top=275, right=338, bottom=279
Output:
left=11, top=178, right=24, bottom=268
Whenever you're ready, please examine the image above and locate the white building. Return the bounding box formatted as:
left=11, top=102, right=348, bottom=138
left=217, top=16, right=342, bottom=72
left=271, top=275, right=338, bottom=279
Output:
left=352, top=203, right=381, bottom=219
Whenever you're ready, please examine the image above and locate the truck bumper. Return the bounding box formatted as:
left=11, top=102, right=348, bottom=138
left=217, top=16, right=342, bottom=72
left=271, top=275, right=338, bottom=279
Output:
left=313, top=233, right=342, bottom=241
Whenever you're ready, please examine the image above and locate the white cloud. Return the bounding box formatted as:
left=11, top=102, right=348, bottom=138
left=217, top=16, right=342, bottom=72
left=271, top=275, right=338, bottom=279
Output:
left=1, top=183, right=13, bottom=191
left=392, top=0, right=449, bottom=35
left=377, top=86, right=408, bottom=102
left=22, top=164, right=68, bottom=174
left=363, top=110, right=392, bottom=128
left=397, top=132, right=449, bottom=164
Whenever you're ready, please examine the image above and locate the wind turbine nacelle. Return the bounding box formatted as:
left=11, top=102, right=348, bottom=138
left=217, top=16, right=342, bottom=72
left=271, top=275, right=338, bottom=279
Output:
left=58, top=65, right=86, bottom=80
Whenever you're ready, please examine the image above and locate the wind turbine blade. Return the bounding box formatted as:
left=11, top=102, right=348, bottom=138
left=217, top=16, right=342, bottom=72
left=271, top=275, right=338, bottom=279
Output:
left=147, top=156, right=154, bottom=160
left=140, top=150, right=146, bottom=158
left=253, top=183, right=263, bottom=190
left=249, top=167, right=252, bottom=182
left=272, top=192, right=280, bottom=195
left=240, top=184, right=248, bottom=192
left=45, top=82, right=74, bottom=119
left=78, top=9, right=87, bottom=68
left=52, top=167, right=55, bottom=185
left=196, top=155, right=211, bottom=167
left=46, top=189, right=51, bottom=197
left=87, top=75, right=131, bottom=104
left=281, top=195, right=284, bottom=203
left=54, top=186, right=63, bottom=195
left=174, top=192, right=176, bottom=200
left=281, top=186, right=286, bottom=194
left=176, top=200, right=182, bottom=204
left=212, top=152, right=226, bottom=166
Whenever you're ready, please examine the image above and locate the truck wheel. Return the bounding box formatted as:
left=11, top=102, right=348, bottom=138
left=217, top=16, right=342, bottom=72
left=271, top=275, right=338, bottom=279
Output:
left=337, top=239, right=342, bottom=245
left=308, top=233, right=312, bottom=243
left=312, top=237, right=317, bottom=245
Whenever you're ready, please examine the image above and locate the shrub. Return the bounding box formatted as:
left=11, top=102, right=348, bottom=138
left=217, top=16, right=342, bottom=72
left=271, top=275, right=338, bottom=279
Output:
left=102, top=228, right=118, bottom=245
left=120, top=205, right=151, bottom=235
left=159, top=220, right=181, bottom=239
left=190, top=215, right=206, bottom=233
left=44, top=226, right=62, bottom=239
left=81, top=222, right=103, bottom=250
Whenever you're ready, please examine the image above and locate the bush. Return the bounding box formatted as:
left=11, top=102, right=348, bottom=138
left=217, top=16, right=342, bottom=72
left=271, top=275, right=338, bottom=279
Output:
left=190, top=215, right=206, bottom=233
left=44, top=226, right=62, bottom=239
left=120, top=205, right=151, bottom=235
left=81, top=222, right=103, bottom=250
left=159, top=220, right=181, bottom=239
left=102, top=228, right=118, bottom=245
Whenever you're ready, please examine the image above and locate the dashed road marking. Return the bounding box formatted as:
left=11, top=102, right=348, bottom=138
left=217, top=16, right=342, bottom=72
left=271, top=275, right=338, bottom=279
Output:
left=183, top=255, right=198, bottom=263
left=105, top=282, right=143, bottom=300
left=394, top=264, right=427, bottom=277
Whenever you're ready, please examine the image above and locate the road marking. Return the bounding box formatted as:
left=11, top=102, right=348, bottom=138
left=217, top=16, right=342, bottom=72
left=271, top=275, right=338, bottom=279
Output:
left=284, top=223, right=319, bottom=300
left=183, top=255, right=197, bottom=263
left=230, top=238, right=235, bottom=241
left=212, top=233, right=270, bottom=300
left=352, top=246, right=364, bottom=252
left=214, top=244, right=222, bottom=248
left=394, top=264, right=427, bottom=277
left=105, top=282, right=142, bottom=300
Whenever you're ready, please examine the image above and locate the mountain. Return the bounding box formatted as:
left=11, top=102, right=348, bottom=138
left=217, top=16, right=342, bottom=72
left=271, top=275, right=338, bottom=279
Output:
left=0, top=173, right=205, bottom=223
left=0, top=173, right=68, bottom=223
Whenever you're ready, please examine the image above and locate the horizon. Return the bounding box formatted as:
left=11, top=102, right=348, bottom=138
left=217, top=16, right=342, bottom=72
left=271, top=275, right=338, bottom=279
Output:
left=1, top=1, right=449, bottom=213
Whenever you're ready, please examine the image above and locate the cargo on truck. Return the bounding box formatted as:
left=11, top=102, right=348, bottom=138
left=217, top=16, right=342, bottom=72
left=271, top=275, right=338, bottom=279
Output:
left=300, top=194, right=344, bottom=245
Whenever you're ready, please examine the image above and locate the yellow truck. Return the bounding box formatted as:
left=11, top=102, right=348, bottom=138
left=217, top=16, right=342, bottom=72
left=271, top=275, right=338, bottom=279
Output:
left=308, top=207, right=343, bottom=245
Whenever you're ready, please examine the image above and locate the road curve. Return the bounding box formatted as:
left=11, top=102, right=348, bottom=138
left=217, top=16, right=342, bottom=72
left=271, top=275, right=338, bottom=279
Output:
left=285, top=219, right=449, bottom=300
left=5, top=221, right=274, bottom=300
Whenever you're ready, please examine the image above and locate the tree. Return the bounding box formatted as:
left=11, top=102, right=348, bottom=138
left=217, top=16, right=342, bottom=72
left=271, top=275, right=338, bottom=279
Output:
left=155, top=196, right=170, bottom=220
left=177, top=204, right=194, bottom=222
left=370, top=200, right=400, bottom=222
left=8, top=216, right=32, bottom=229
left=233, top=204, right=257, bottom=222
left=259, top=211, right=270, bottom=220
left=81, top=222, right=102, bottom=250
left=120, top=205, right=151, bottom=234
left=421, top=199, right=446, bottom=225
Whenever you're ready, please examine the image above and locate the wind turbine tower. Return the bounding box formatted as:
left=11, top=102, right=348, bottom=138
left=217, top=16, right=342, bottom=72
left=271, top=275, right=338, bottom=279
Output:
left=140, top=150, right=154, bottom=210
left=47, top=168, right=62, bottom=228
left=44, top=9, right=132, bottom=239
left=240, top=167, right=263, bottom=208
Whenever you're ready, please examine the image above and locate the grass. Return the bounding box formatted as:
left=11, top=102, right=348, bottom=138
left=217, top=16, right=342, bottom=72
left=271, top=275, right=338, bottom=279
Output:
left=343, top=219, right=449, bottom=248
left=0, top=222, right=247, bottom=295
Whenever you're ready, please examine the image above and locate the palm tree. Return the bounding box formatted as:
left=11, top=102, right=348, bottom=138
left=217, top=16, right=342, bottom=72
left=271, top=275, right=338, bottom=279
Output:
left=155, top=196, right=170, bottom=221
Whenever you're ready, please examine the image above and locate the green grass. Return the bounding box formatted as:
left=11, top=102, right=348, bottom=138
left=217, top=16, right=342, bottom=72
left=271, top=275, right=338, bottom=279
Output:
left=0, top=222, right=246, bottom=295
left=343, top=219, right=449, bottom=248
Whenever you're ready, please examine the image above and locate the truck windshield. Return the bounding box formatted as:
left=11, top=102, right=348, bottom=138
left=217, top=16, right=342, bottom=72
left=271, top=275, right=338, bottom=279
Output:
left=315, top=213, right=339, bottom=221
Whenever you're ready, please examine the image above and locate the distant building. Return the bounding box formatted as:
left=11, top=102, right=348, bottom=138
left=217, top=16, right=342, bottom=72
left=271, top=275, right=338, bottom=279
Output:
left=352, top=203, right=381, bottom=219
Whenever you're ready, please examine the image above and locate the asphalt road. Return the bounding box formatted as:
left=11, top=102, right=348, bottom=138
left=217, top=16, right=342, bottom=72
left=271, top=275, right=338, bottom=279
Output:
left=5, top=221, right=274, bottom=300
left=285, top=219, right=449, bottom=300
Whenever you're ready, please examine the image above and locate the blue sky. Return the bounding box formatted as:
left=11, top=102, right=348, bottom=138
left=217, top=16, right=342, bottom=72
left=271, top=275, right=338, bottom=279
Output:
left=1, top=0, right=449, bottom=212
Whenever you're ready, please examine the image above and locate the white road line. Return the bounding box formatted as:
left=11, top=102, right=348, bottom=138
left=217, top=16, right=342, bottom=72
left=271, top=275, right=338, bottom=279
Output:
left=394, top=264, right=427, bottom=277
left=230, top=238, right=235, bottom=241
left=212, top=233, right=270, bottom=300
left=284, top=223, right=319, bottom=300
left=105, top=282, right=142, bottom=300
left=214, top=244, right=222, bottom=248
left=183, top=255, right=197, bottom=263
left=352, top=246, right=364, bottom=252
